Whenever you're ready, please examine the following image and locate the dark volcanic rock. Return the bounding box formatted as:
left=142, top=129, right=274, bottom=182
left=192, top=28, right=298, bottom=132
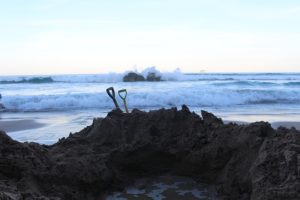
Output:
left=146, top=72, right=161, bottom=81
left=201, top=110, right=223, bottom=126
left=122, top=71, right=161, bottom=82
left=0, top=106, right=300, bottom=200
left=123, top=72, right=145, bottom=82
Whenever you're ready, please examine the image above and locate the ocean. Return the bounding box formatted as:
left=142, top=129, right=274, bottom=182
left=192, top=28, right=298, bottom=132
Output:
left=1, top=70, right=300, bottom=144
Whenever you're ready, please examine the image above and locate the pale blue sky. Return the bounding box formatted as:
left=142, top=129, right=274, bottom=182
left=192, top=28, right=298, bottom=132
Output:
left=0, top=0, right=300, bottom=75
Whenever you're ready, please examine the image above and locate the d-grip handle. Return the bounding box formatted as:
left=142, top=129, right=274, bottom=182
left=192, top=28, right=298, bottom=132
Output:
left=106, top=87, right=119, bottom=109
left=118, top=89, right=129, bottom=113
left=118, top=89, right=127, bottom=100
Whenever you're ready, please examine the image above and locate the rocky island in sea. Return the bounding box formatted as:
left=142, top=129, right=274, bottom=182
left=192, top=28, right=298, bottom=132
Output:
left=0, top=105, right=299, bottom=200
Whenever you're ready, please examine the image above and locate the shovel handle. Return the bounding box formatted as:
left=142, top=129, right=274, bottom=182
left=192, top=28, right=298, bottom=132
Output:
left=106, top=87, right=119, bottom=109
left=118, top=89, right=127, bottom=100
left=118, top=89, right=129, bottom=113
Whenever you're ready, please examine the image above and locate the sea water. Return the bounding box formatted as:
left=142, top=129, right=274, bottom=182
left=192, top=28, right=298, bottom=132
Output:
left=1, top=69, right=300, bottom=144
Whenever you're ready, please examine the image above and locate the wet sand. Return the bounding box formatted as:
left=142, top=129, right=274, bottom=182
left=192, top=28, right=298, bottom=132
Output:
left=0, top=119, right=45, bottom=132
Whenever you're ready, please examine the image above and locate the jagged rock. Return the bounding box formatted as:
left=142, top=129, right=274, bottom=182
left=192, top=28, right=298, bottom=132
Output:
left=123, top=72, right=145, bottom=82
left=0, top=106, right=299, bottom=200
left=201, top=110, right=223, bottom=125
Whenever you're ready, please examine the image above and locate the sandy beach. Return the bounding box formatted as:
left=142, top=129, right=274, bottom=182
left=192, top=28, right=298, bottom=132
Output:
left=1, top=1, right=300, bottom=199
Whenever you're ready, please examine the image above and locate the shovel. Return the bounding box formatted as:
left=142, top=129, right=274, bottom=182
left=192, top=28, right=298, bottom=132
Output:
left=118, top=89, right=129, bottom=113
left=106, top=87, right=119, bottom=109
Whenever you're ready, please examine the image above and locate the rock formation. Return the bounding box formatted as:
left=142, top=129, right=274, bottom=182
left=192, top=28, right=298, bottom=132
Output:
left=0, top=106, right=299, bottom=200
left=123, top=72, right=145, bottom=82
left=123, top=72, right=161, bottom=82
left=146, top=72, right=161, bottom=81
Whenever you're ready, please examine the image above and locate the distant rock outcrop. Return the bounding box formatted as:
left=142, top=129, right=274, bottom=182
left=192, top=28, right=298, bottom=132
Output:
left=0, top=106, right=300, bottom=200
left=123, top=72, right=145, bottom=82
left=146, top=72, right=161, bottom=81
left=123, top=71, right=162, bottom=82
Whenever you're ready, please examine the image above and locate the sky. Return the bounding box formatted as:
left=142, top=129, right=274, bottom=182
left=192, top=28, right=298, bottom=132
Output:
left=0, top=0, right=300, bottom=75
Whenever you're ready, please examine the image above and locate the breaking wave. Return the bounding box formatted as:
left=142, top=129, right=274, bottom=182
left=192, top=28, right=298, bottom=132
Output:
left=1, top=88, right=300, bottom=112
left=1, top=67, right=299, bottom=112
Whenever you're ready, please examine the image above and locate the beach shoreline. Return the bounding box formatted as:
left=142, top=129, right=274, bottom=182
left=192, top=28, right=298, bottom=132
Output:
left=0, top=111, right=299, bottom=145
